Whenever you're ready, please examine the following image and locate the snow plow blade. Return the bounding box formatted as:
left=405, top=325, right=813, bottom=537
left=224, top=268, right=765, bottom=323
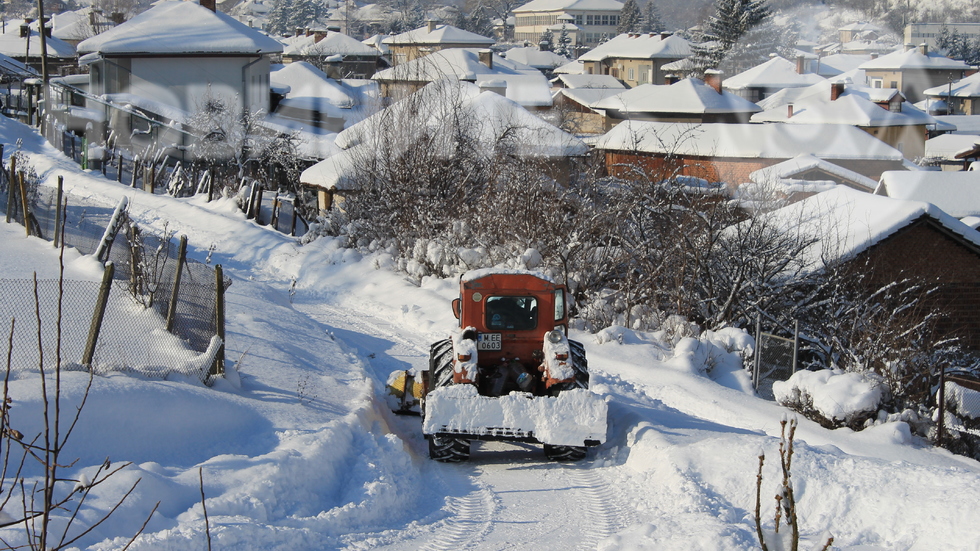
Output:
left=422, top=385, right=607, bottom=447
left=386, top=370, right=424, bottom=414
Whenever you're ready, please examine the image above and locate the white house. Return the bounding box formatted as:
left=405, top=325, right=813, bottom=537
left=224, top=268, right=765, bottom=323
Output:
left=77, top=1, right=283, bottom=119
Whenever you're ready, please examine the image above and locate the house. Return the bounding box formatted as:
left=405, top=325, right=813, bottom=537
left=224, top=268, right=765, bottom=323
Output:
left=811, top=53, right=871, bottom=78
left=593, top=120, right=906, bottom=186
left=767, top=186, right=980, bottom=350
left=722, top=55, right=825, bottom=103
left=300, top=80, right=588, bottom=211
left=552, top=87, right=624, bottom=133
left=382, top=20, right=494, bottom=66
left=551, top=73, right=624, bottom=89
left=577, top=32, right=691, bottom=87
left=593, top=75, right=762, bottom=129
left=280, top=29, right=382, bottom=78
left=268, top=61, right=366, bottom=133
left=0, top=19, right=77, bottom=75
left=923, top=133, right=980, bottom=170
left=512, top=0, right=623, bottom=50
left=923, top=72, right=980, bottom=116
left=371, top=48, right=553, bottom=108
left=745, top=153, right=879, bottom=203
left=875, top=170, right=980, bottom=219
left=755, top=81, right=937, bottom=160
left=859, top=43, right=969, bottom=103
left=77, top=1, right=282, bottom=120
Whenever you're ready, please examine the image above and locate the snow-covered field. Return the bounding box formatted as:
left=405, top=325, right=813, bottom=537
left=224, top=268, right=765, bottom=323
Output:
left=1, top=114, right=979, bottom=550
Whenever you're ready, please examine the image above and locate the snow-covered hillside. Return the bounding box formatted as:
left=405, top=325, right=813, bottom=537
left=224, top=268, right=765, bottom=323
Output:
left=1, top=114, right=978, bottom=549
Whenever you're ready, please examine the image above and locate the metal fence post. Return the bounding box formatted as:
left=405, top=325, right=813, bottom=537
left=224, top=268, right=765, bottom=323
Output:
left=54, top=175, right=63, bottom=248
left=5, top=155, right=16, bottom=224
left=754, top=316, right=761, bottom=390
left=211, top=264, right=225, bottom=378
left=166, top=235, right=187, bottom=333
left=937, top=366, right=946, bottom=448
left=792, top=319, right=799, bottom=374
left=18, top=171, right=29, bottom=237
left=82, top=261, right=115, bottom=368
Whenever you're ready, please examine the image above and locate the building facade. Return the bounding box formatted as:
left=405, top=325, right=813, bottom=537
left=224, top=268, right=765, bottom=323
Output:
left=512, top=0, right=622, bottom=49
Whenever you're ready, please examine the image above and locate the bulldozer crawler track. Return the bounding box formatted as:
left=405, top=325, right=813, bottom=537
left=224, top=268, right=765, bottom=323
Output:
left=419, top=480, right=497, bottom=551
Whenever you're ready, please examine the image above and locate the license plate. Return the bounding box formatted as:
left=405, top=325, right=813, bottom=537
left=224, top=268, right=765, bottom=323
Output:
left=478, top=333, right=501, bottom=350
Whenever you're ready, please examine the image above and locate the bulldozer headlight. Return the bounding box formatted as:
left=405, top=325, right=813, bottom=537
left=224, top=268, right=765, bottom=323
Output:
left=457, top=354, right=472, bottom=362
left=546, top=330, right=563, bottom=344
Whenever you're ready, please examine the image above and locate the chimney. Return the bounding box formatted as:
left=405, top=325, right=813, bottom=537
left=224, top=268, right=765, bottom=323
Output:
left=796, top=55, right=805, bottom=74
left=478, top=49, right=493, bottom=69
left=306, top=28, right=313, bottom=37
left=904, top=43, right=914, bottom=51
left=296, top=27, right=303, bottom=38
left=830, top=81, right=844, bottom=100
left=870, top=52, right=878, bottom=60
left=664, top=74, right=678, bottom=85
left=314, top=30, right=327, bottom=42
left=200, top=0, right=216, bottom=11
left=787, top=104, right=794, bottom=118
left=427, top=19, right=439, bottom=33
left=479, top=79, right=507, bottom=97
left=704, top=69, right=722, bottom=93
left=327, top=25, right=341, bottom=32
left=660, top=32, right=671, bottom=40
left=919, top=43, right=928, bottom=55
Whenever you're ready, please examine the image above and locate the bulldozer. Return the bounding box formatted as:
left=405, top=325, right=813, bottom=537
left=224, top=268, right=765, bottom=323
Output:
left=387, top=269, right=607, bottom=462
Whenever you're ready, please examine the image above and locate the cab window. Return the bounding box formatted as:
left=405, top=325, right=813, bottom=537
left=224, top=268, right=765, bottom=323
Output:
left=486, top=296, right=537, bottom=330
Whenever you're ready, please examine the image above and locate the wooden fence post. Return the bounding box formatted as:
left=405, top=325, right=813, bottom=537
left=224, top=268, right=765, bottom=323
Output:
left=54, top=175, right=63, bottom=248
left=18, top=171, right=29, bottom=237
left=166, top=235, right=187, bottom=333
left=210, top=264, right=225, bottom=378
left=937, top=366, right=946, bottom=448
left=754, top=316, right=762, bottom=391
left=82, top=262, right=115, bottom=368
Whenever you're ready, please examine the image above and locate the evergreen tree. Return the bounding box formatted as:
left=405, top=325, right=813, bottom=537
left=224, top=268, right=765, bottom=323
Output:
left=936, top=23, right=952, bottom=54
left=288, top=0, right=322, bottom=33
left=540, top=28, right=554, bottom=51
left=266, top=0, right=295, bottom=35
left=641, top=1, right=665, bottom=33
left=689, top=0, right=771, bottom=75
left=555, top=23, right=571, bottom=57
left=617, top=0, right=643, bottom=34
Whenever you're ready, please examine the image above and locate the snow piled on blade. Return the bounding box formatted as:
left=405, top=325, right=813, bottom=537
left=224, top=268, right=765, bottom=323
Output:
left=423, top=385, right=607, bottom=446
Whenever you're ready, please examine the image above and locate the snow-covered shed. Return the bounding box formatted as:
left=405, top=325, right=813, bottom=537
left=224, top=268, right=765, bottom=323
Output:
left=300, top=80, right=587, bottom=211
left=77, top=1, right=283, bottom=119
left=764, top=186, right=980, bottom=349
left=875, top=170, right=980, bottom=219
left=859, top=44, right=969, bottom=103
left=746, top=153, right=879, bottom=202
left=594, top=120, right=906, bottom=186
left=372, top=48, right=553, bottom=108
left=722, top=55, right=825, bottom=103
left=577, top=32, right=691, bottom=87
left=593, top=77, right=762, bottom=129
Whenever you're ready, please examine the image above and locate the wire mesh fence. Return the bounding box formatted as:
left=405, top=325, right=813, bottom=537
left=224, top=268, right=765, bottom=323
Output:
left=752, top=321, right=799, bottom=401
left=940, top=375, right=980, bottom=458
left=0, top=167, right=227, bottom=383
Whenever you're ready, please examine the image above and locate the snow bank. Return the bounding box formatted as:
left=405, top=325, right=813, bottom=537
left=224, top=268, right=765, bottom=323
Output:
left=774, top=369, right=885, bottom=424
left=423, top=385, right=607, bottom=446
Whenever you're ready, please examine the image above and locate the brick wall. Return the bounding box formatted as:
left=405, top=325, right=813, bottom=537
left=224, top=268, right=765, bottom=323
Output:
left=856, top=218, right=980, bottom=350
left=605, top=151, right=776, bottom=184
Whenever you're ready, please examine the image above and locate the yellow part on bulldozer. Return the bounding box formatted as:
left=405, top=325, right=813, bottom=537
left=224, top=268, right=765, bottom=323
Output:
left=385, top=370, right=424, bottom=414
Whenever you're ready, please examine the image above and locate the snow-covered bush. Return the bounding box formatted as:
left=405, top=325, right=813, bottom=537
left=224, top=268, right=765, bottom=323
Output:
left=773, top=369, right=887, bottom=429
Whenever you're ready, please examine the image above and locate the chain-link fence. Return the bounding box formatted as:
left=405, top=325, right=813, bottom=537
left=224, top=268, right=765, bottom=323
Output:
left=752, top=321, right=799, bottom=400
left=939, top=374, right=980, bottom=459
left=1, top=165, right=228, bottom=383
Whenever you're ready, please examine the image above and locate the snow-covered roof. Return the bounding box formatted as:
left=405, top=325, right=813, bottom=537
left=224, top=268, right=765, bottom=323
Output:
left=752, top=95, right=937, bottom=127
left=757, top=80, right=900, bottom=111
left=77, top=1, right=283, bottom=55
left=923, top=71, right=980, bottom=98
left=936, top=115, right=980, bottom=135
left=814, top=54, right=871, bottom=77
left=282, top=31, right=380, bottom=57
left=876, top=170, right=980, bottom=218
left=925, top=134, right=978, bottom=160
left=859, top=47, right=969, bottom=71
left=723, top=56, right=825, bottom=91
left=553, top=59, right=584, bottom=74
left=594, top=120, right=905, bottom=161
left=749, top=153, right=878, bottom=191
left=271, top=62, right=356, bottom=108
left=0, top=51, right=36, bottom=78
left=0, top=22, right=76, bottom=58
left=362, top=34, right=390, bottom=55
left=372, top=48, right=552, bottom=107
left=503, top=47, right=569, bottom=70
left=553, top=87, right=625, bottom=108
left=578, top=33, right=690, bottom=62
left=513, top=0, right=623, bottom=12
left=260, top=113, right=343, bottom=160
left=552, top=73, right=624, bottom=89
left=761, top=186, right=980, bottom=269
left=594, top=79, right=761, bottom=115
left=382, top=23, right=494, bottom=46
left=302, top=80, right=587, bottom=190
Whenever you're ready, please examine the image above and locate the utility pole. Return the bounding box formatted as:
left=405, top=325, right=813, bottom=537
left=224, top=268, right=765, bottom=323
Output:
left=36, top=0, right=49, bottom=122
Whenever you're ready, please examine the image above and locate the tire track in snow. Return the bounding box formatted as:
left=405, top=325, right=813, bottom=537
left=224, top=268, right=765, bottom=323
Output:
left=566, top=466, right=635, bottom=550
left=419, top=479, right=497, bottom=551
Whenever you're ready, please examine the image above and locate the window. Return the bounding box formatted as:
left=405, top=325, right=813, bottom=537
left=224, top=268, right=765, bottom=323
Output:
left=586, top=14, right=594, bottom=25
left=486, top=296, right=538, bottom=330
left=554, top=290, right=565, bottom=321
left=628, top=68, right=635, bottom=80
left=574, top=15, right=582, bottom=25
